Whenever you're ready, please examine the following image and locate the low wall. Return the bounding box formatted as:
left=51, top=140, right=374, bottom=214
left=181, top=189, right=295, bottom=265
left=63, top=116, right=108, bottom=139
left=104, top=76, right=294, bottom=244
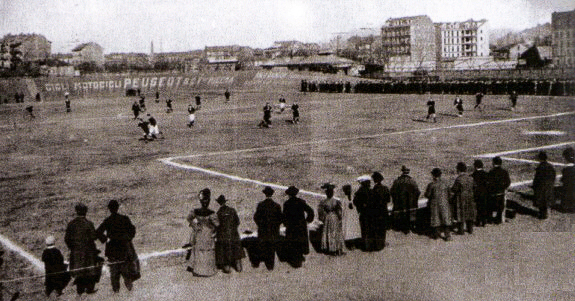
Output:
left=0, top=71, right=371, bottom=102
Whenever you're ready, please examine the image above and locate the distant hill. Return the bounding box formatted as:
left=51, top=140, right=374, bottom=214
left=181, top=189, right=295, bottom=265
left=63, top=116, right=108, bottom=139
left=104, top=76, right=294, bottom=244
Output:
left=490, top=23, right=551, bottom=48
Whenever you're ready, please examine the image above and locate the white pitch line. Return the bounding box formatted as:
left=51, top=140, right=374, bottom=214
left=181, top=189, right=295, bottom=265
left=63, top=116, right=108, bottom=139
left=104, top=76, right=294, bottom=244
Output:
left=475, top=141, right=575, bottom=158
left=0, top=233, right=44, bottom=272
left=171, top=111, right=575, bottom=160
left=159, top=158, right=326, bottom=199
left=523, top=130, right=566, bottom=136
left=500, top=156, right=568, bottom=167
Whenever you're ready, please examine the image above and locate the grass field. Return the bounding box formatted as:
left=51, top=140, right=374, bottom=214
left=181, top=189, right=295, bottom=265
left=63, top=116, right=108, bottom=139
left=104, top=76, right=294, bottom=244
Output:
left=1, top=88, right=574, bottom=300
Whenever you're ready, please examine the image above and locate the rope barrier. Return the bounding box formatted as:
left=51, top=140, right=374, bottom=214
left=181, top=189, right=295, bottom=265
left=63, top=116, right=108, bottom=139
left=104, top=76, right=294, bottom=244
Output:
left=0, top=259, right=133, bottom=284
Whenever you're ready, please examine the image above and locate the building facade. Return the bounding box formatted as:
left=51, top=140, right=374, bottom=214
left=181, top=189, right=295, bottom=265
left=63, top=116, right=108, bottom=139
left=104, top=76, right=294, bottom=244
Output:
left=381, top=15, right=436, bottom=72
left=551, top=9, right=575, bottom=67
left=71, top=42, right=104, bottom=66
left=435, top=19, right=489, bottom=60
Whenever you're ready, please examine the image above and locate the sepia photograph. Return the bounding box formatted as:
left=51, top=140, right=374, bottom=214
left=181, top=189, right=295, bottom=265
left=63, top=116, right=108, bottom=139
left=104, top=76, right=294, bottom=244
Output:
left=0, top=0, right=574, bottom=300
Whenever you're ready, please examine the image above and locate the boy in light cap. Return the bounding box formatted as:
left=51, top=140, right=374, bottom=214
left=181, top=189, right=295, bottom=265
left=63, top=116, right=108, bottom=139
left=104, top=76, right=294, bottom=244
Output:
left=41, top=235, right=71, bottom=297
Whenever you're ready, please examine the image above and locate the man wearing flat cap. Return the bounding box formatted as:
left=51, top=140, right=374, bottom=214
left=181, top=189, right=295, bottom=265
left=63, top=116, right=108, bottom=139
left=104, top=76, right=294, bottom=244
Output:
left=390, top=166, right=421, bottom=234
left=253, top=186, right=283, bottom=270
left=282, top=186, right=314, bottom=268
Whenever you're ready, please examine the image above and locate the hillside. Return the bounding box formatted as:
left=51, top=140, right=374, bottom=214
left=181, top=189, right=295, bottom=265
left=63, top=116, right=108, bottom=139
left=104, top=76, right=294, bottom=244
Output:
left=490, top=23, right=552, bottom=48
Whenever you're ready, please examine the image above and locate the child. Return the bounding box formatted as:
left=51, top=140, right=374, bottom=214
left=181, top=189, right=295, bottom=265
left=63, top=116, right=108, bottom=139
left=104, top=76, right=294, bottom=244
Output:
left=41, top=236, right=71, bottom=297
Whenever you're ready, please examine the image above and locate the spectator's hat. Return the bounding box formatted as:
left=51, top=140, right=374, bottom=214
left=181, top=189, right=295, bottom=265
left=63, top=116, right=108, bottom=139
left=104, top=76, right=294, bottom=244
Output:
left=285, top=186, right=299, bottom=196
left=356, top=175, right=371, bottom=183
left=537, top=151, right=548, bottom=161
left=216, top=195, right=227, bottom=205
left=262, top=186, right=275, bottom=196
left=321, top=182, right=336, bottom=190
left=45, top=235, right=55, bottom=246
left=371, top=172, right=384, bottom=182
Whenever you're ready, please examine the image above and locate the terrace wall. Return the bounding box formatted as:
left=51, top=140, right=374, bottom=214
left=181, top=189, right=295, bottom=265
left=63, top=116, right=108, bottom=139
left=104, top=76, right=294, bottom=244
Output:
left=0, top=71, right=367, bottom=102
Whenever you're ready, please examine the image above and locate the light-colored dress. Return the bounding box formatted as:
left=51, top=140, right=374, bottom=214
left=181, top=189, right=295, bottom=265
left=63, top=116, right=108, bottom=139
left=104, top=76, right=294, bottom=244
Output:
left=318, top=198, right=344, bottom=253
left=343, top=199, right=361, bottom=242
left=187, top=209, right=219, bottom=277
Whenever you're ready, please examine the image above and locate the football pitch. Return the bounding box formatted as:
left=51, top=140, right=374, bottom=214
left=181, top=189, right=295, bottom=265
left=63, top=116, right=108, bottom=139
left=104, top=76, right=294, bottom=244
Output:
left=0, top=89, right=574, bottom=299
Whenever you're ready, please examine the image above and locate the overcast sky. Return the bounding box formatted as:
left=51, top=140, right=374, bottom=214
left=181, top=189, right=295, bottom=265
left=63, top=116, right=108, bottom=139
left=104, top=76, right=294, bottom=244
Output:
left=1, top=0, right=573, bottom=54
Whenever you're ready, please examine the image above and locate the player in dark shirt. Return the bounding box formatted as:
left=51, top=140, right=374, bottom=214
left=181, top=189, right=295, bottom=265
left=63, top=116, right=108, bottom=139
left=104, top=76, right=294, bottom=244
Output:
left=453, top=96, right=463, bottom=117
left=166, top=99, right=173, bottom=113
left=25, top=105, right=35, bottom=119
left=474, top=92, right=484, bottom=111
left=139, top=96, right=146, bottom=112
left=426, top=98, right=436, bottom=122
left=137, top=118, right=151, bottom=141
left=258, top=103, right=273, bottom=128
left=291, top=102, right=300, bottom=124
left=224, top=90, right=231, bottom=102
left=131, top=101, right=140, bottom=119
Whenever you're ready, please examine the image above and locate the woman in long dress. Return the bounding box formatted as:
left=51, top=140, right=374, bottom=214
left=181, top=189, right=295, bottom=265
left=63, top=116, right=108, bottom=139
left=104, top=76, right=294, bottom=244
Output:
left=342, top=179, right=363, bottom=249
left=317, top=183, right=344, bottom=255
left=186, top=188, right=219, bottom=277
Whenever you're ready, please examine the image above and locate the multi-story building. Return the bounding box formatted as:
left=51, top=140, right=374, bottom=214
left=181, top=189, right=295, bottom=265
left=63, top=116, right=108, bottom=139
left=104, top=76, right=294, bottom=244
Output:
left=551, top=9, right=575, bottom=67
left=381, top=15, right=436, bottom=72
left=0, top=33, right=51, bottom=63
left=434, top=19, right=492, bottom=70
left=435, top=19, right=489, bottom=59
left=71, top=42, right=104, bottom=66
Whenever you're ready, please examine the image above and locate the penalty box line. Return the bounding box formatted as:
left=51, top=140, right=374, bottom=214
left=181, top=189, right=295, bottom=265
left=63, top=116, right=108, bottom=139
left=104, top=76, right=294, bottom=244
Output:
left=475, top=141, right=575, bottom=167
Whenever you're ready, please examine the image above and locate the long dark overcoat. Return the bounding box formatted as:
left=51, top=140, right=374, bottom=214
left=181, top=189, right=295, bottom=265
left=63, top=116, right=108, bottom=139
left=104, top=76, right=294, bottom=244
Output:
left=533, top=161, right=556, bottom=208
left=64, top=217, right=100, bottom=279
left=283, top=196, right=314, bottom=256
left=561, top=165, right=575, bottom=211
left=451, top=173, right=477, bottom=222
left=215, top=205, right=245, bottom=266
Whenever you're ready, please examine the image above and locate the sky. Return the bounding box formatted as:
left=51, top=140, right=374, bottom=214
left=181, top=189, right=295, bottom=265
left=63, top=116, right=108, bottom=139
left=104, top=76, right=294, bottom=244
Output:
left=0, top=0, right=573, bottom=54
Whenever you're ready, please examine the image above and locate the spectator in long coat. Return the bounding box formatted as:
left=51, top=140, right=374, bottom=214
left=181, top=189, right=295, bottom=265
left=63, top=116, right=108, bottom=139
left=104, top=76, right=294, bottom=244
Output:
left=390, top=166, right=421, bottom=234
left=186, top=189, right=219, bottom=277
left=424, top=168, right=452, bottom=241
left=560, top=147, right=575, bottom=212
left=371, top=172, right=390, bottom=251
left=64, top=203, right=101, bottom=296
left=533, top=151, right=556, bottom=219
left=253, top=186, right=283, bottom=270
left=215, top=195, right=245, bottom=273
left=282, top=186, right=314, bottom=268
left=317, top=183, right=344, bottom=256
left=96, top=200, right=139, bottom=293
left=353, top=176, right=374, bottom=251
left=451, top=162, right=476, bottom=234
left=487, top=157, right=511, bottom=224
left=471, top=160, right=489, bottom=227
